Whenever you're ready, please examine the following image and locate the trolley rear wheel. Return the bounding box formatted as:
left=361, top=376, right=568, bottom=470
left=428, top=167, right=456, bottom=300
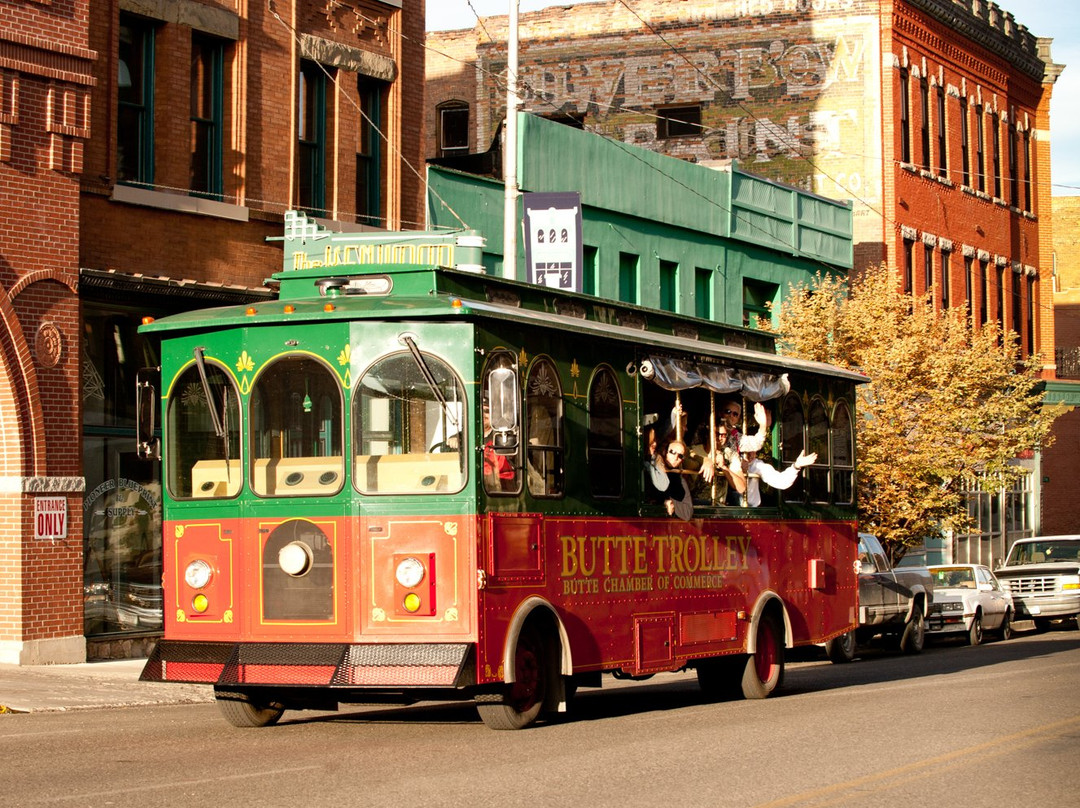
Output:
left=741, top=613, right=784, bottom=699
left=214, top=689, right=285, bottom=728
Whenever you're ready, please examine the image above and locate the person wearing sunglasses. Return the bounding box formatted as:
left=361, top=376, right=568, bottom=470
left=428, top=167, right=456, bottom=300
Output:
left=644, top=438, right=693, bottom=521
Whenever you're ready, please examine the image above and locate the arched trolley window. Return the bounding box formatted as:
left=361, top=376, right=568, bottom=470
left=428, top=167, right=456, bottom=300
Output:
left=526, top=358, right=564, bottom=498
left=249, top=355, right=344, bottom=497
left=166, top=357, right=241, bottom=499
left=353, top=349, right=466, bottom=494
left=588, top=365, right=624, bottom=499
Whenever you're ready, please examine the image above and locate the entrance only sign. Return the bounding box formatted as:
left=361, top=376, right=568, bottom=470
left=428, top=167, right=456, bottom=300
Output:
left=34, top=496, right=67, bottom=540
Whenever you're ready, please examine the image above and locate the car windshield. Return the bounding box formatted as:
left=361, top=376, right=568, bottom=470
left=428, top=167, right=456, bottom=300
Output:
left=1006, top=541, right=1080, bottom=566
left=931, top=567, right=975, bottom=588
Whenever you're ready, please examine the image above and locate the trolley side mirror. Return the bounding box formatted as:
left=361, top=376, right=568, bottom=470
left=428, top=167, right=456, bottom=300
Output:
left=487, top=367, right=519, bottom=453
left=136, top=366, right=161, bottom=460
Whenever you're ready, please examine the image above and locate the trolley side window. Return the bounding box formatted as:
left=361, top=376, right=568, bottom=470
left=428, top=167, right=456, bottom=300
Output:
left=166, top=361, right=241, bottom=499
left=354, top=351, right=466, bottom=494
left=588, top=365, right=624, bottom=499
left=482, top=351, right=522, bottom=496
left=806, top=397, right=830, bottom=503
left=781, top=393, right=806, bottom=504
left=526, top=358, right=564, bottom=498
left=831, top=399, right=854, bottom=505
left=249, top=356, right=344, bottom=497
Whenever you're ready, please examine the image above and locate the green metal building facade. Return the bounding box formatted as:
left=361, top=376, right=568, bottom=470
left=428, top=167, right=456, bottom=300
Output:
left=427, top=113, right=852, bottom=328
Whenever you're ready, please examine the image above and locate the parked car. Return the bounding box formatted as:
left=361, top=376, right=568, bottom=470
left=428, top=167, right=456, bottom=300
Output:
left=825, top=533, right=934, bottom=662
left=927, top=564, right=1013, bottom=645
left=993, top=535, right=1080, bottom=630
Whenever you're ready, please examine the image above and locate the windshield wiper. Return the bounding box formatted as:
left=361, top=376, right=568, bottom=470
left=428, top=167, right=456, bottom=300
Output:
left=400, top=334, right=459, bottom=432
left=193, top=346, right=226, bottom=439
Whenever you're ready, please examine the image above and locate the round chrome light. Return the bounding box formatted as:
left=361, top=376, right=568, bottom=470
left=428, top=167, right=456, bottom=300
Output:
left=184, top=559, right=213, bottom=589
left=279, top=541, right=313, bottom=577
left=395, top=557, right=425, bottom=588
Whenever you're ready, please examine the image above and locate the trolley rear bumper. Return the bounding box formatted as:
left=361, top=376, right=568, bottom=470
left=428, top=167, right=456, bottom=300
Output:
left=141, top=640, right=473, bottom=688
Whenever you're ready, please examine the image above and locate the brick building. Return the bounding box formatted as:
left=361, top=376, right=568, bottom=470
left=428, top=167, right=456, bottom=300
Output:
left=1, top=0, right=426, bottom=664
left=428, top=0, right=1071, bottom=561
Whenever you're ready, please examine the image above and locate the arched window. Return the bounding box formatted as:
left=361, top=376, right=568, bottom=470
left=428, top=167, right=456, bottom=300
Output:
left=482, top=351, right=521, bottom=496
left=780, top=393, right=805, bottom=504
left=526, top=358, right=564, bottom=497
left=806, top=398, right=830, bottom=503
left=588, top=366, right=623, bottom=498
left=353, top=351, right=466, bottom=494
left=831, top=400, right=854, bottom=505
left=437, top=101, right=469, bottom=158
left=250, top=356, right=343, bottom=497
left=166, top=360, right=241, bottom=499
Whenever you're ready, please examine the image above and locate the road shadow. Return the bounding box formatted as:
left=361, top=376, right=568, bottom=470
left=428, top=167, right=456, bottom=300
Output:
left=276, top=627, right=1078, bottom=729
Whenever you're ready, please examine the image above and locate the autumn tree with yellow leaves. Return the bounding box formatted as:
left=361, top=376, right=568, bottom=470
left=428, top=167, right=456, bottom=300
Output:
left=770, top=265, right=1062, bottom=562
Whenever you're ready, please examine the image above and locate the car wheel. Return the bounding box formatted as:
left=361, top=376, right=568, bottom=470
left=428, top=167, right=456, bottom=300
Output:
left=899, top=604, right=925, bottom=654
left=825, top=630, right=856, bottom=664
left=999, top=609, right=1012, bottom=641
left=968, top=611, right=983, bottom=646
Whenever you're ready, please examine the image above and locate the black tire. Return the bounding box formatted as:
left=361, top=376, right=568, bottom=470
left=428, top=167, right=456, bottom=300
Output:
left=214, top=689, right=284, bottom=728
left=825, top=630, right=856, bottom=664
left=475, top=626, right=548, bottom=730
left=899, top=604, right=926, bottom=654
left=999, top=609, right=1013, bottom=641
left=741, top=613, right=784, bottom=699
left=696, top=656, right=745, bottom=700
left=968, top=611, right=984, bottom=646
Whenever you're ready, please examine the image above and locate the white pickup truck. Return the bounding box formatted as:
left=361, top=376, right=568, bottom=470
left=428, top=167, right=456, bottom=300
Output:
left=993, top=535, right=1080, bottom=630
left=826, top=533, right=935, bottom=663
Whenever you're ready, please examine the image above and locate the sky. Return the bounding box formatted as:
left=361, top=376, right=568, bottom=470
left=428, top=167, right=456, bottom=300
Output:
left=426, top=1, right=1080, bottom=195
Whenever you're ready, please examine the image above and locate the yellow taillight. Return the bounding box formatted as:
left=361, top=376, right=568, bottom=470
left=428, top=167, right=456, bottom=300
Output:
left=192, top=594, right=209, bottom=613
left=403, top=593, right=421, bottom=613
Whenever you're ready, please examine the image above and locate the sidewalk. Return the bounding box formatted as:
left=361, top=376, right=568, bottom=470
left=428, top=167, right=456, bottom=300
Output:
left=0, top=659, right=213, bottom=714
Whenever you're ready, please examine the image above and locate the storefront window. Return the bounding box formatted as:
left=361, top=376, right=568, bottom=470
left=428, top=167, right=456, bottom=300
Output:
left=82, top=303, right=163, bottom=637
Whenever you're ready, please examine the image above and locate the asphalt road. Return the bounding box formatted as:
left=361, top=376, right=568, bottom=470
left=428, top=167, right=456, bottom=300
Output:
left=3, top=630, right=1078, bottom=807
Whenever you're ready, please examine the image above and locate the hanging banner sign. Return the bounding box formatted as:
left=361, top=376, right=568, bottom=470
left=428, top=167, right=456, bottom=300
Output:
left=34, top=496, right=67, bottom=540
left=523, top=192, right=584, bottom=293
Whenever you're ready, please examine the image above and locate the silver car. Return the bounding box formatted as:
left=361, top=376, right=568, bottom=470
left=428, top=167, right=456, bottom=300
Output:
left=927, top=564, right=1014, bottom=645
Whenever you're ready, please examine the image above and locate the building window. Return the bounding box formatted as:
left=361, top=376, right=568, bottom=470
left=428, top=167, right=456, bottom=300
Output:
left=659, top=260, right=678, bottom=312
left=1023, top=130, right=1032, bottom=212
left=297, top=60, right=327, bottom=216
left=964, top=255, right=973, bottom=318
left=975, top=105, right=985, bottom=192
left=960, top=97, right=970, bottom=187
left=899, top=69, right=911, bottom=164
left=997, top=264, right=1006, bottom=332
left=936, top=84, right=947, bottom=177
left=190, top=35, right=224, bottom=199
left=357, top=76, right=384, bottom=226
left=924, top=242, right=934, bottom=299
left=582, top=246, right=599, bottom=296
left=117, top=15, right=155, bottom=185
left=526, top=358, right=564, bottom=498
left=1012, top=269, right=1022, bottom=338
left=743, top=279, right=777, bottom=329
left=1026, top=275, right=1035, bottom=353
left=979, top=259, right=988, bottom=325
left=919, top=75, right=930, bottom=169
left=942, top=249, right=951, bottom=309
left=618, top=252, right=639, bottom=304
left=992, top=114, right=1002, bottom=199
left=695, top=267, right=712, bottom=319
left=1008, top=124, right=1019, bottom=207
left=903, top=238, right=914, bottom=295
left=587, top=366, right=624, bottom=499
left=437, top=101, right=469, bottom=158
left=657, top=104, right=701, bottom=139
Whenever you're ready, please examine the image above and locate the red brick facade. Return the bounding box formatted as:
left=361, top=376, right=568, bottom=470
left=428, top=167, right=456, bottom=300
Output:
left=1, top=0, right=426, bottom=663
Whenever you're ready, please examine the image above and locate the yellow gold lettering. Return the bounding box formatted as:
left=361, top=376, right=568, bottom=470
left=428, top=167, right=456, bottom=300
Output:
left=561, top=536, right=578, bottom=577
